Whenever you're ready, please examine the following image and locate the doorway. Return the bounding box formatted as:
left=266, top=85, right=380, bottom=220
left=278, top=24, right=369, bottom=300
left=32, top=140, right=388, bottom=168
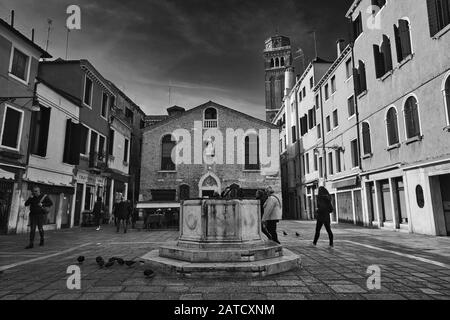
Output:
left=74, top=183, right=83, bottom=226
left=439, top=174, right=450, bottom=236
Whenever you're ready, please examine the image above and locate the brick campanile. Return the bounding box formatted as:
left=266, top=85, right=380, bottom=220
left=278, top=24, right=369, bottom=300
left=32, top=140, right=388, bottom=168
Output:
left=263, top=35, right=292, bottom=123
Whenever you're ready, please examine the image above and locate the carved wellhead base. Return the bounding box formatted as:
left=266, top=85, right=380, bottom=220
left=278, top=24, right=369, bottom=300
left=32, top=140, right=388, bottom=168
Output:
left=141, top=199, right=301, bottom=278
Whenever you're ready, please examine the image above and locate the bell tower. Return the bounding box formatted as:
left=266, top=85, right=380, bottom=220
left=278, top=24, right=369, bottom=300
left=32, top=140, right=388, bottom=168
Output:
left=263, top=35, right=292, bottom=123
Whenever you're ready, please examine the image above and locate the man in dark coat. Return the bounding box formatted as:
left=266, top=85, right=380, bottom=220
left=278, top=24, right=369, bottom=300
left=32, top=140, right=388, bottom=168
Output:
left=24, top=186, right=53, bottom=249
left=313, top=186, right=334, bottom=247
left=93, top=197, right=104, bottom=231
left=114, top=196, right=131, bottom=233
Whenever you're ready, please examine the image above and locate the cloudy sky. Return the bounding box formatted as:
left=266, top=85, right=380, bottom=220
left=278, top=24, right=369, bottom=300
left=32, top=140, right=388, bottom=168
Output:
left=0, top=0, right=354, bottom=119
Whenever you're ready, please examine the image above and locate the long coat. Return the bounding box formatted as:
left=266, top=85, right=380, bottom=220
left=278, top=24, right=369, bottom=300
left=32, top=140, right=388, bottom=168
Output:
left=316, top=195, right=333, bottom=222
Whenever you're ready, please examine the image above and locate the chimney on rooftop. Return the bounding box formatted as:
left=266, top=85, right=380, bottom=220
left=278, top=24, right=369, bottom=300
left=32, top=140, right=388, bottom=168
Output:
left=10, top=10, right=14, bottom=27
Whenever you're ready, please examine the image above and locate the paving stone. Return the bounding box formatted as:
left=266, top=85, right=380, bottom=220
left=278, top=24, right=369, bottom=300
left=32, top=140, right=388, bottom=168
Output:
left=180, top=293, right=203, bottom=300
left=330, top=284, right=367, bottom=293
left=266, top=293, right=306, bottom=300
left=363, top=293, right=406, bottom=300
left=420, top=288, right=443, bottom=295
left=110, top=292, right=140, bottom=300
left=79, top=292, right=114, bottom=300
left=86, top=286, right=123, bottom=293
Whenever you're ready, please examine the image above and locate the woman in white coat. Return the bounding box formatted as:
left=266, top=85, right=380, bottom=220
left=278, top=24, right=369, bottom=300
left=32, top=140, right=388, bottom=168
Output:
left=262, top=186, right=282, bottom=244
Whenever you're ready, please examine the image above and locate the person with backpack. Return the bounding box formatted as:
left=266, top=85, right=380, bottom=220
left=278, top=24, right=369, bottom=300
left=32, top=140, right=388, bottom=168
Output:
left=24, top=186, right=53, bottom=249
left=313, top=186, right=334, bottom=247
left=262, top=186, right=282, bottom=244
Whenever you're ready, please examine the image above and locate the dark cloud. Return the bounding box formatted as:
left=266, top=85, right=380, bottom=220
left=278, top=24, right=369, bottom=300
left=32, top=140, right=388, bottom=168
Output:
left=0, top=0, right=354, bottom=118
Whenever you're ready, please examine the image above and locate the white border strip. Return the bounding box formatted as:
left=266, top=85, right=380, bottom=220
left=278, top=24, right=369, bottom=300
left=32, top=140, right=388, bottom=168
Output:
left=0, top=243, right=92, bottom=272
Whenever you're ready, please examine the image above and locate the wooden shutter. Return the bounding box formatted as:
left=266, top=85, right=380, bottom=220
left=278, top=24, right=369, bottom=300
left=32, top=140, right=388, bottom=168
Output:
left=359, top=61, right=367, bottom=92
left=399, top=20, right=412, bottom=58
left=63, top=119, right=72, bottom=164
left=70, top=123, right=81, bottom=165
left=353, top=67, right=361, bottom=95
left=394, top=24, right=404, bottom=62
left=381, top=35, right=393, bottom=73
left=373, top=45, right=384, bottom=78
left=427, top=0, right=440, bottom=36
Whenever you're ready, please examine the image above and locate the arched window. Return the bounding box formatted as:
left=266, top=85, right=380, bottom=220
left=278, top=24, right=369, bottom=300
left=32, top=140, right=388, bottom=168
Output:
left=270, top=58, right=274, bottom=68
left=362, top=122, right=372, bottom=155
left=203, top=107, right=218, bottom=128
left=245, top=135, right=260, bottom=170
left=445, top=75, right=450, bottom=125
left=281, top=57, right=285, bottom=66
left=386, top=107, right=400, bottom=146
left=404, top=96, right=421, bottom=139
left=394, top=19, right=412, bottom=63
left=275, top=57, right=280, bottom=67
left=179, top=185, right=190, bottom=201
left=161, top=134, right=176, bottom=171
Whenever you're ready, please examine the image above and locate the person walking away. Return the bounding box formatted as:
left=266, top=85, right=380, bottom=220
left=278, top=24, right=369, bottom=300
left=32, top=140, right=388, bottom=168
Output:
left=93, top=197, right=104, bottom=231
left=115, top=196, right=130, bottom=233
left=24, top=186, right=53, bottom=249
left=313, top=186, right=334, bottom=247
left=262, top=187, right=282, bottom=244
left=256, top=189, right=271, bottom=240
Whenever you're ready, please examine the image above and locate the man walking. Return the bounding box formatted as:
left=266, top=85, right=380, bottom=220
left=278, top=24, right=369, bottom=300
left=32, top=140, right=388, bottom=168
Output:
left=262, top=186, right=282, bottom=244
left=24, top=186, right=53, bottom=249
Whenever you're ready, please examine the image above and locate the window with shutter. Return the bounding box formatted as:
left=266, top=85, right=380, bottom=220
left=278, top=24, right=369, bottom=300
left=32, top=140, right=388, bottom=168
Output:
left=63, top=119, right=81, bottom=165
left=394, top=20, right=412, bottom=62
left=352, top=13, right=363, bottom=41
left=348, top=95, right=355, bottom=117
left=358, top=61, right=367, bottom=93
left=362, top=122, right=372, bottom=155
left=381, top=35, right=393, bottom=73
left=427, top=0, right=450, bottom=37
left=351, top=139, right=359, bottom=168
left=31, top=106, right=51, bottom=157
left=373, top=44, right=385, bottom=78
left=386, top=107, right=400, bottom=146
left=404, top=96, right=421, bottom=139
left=108, top=129, right=114, bottom=156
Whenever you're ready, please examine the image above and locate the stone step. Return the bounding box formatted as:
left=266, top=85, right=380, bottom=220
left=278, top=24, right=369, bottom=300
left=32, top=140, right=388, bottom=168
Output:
left=159, top=243, right=283, bottom=262
left=141, top=248, right=301, bottom=278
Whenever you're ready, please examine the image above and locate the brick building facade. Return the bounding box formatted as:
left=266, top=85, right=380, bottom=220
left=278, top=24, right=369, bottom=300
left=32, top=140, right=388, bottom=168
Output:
left=140, top=101, right=281, bottom=205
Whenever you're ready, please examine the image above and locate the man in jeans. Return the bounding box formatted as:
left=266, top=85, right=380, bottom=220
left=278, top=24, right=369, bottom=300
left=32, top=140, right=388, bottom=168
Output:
left=24, top=186, right=53, bottom=249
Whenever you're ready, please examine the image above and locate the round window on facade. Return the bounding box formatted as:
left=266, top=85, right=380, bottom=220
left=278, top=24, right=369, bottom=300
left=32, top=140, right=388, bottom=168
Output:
left=416, top=185, right=425, bottom=208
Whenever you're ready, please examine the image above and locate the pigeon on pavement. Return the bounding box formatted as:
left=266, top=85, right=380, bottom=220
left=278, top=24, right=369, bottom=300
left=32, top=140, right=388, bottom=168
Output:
left=283, top=231, right=288, bottom=236
left=144, top=269, right=155, bottom=278
left=105, top=260, right=115, bottom=268
left=125, top=260, right=137, bottom=267
left=116, top=258, right=125, bottom=266
left=295, top=232, right=300, bottom=237
left=96, top=256, right=105, bottom=267
left=77, top=256, right=85, bottom=264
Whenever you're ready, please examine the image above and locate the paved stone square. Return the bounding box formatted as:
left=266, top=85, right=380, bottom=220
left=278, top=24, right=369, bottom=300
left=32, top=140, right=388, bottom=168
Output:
left=0, top=221, right=449, bottom=300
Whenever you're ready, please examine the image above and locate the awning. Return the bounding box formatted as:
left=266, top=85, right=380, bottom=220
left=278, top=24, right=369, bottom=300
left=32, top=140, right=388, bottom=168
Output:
left=137, top=202, right=180, bottom=209
left=331, top=177, right=359, bottom=189
left=0, top=168, right=15, bottom=180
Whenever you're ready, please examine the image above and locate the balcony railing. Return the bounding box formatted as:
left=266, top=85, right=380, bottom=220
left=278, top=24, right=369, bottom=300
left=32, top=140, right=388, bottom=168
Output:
left=203, top=120, right=218, bottom=128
